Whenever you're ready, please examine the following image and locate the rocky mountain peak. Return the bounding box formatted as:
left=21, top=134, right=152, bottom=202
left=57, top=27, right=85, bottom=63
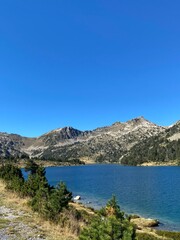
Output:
left=125, top=116, right=160, bottom=129
left=112, top=121, right=122, bottom=126
left=127, top=116, right=147, bottom=124
left=40, top=126, right=85, bottom=143
left=0, top=117, right=171, bottom=163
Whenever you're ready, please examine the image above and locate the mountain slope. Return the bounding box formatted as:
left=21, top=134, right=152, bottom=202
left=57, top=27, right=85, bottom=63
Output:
left=27, top=117, right=165, bottom=163
left=0, top=117, right=168, bottom=164
left=121, top=121, right=180, bottom=165
left=0, top=132, right=29, bottom=159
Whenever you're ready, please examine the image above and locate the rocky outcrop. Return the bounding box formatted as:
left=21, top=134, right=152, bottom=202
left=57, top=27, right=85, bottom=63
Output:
left=130, top=216, right=159, bottom=228
left=0, top=133, right=29, bottom=159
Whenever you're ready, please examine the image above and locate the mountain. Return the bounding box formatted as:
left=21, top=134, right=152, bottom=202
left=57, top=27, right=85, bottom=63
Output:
left=0, top=132, right=29, bottom=159
left=0, top=117, right=167, bottom=165
left=34, top=117, right=164, bottom=163
left=121, top=120, right=180, bottom=165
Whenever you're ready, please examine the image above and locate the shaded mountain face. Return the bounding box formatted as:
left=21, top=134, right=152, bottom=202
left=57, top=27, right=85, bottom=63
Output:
left=0, top=132, right=29, bottom=159
left=39, top=127, right=91, bottom=145
left=0, top=117, right=168, bottom=164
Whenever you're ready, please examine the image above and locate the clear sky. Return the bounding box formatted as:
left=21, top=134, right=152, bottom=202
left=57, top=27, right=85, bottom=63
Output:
left=0, top=0, right=180, bottom=137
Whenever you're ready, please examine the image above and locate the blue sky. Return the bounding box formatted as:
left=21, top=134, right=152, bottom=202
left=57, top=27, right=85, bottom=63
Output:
left=0, top=0, right=180, bottom=137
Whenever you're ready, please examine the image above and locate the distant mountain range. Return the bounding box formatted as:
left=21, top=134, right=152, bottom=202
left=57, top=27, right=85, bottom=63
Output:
left=1, top=117, right=180, bottom=165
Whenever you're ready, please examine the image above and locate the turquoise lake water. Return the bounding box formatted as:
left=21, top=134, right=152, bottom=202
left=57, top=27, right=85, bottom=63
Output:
left=27, top=164, right=180, bottom=231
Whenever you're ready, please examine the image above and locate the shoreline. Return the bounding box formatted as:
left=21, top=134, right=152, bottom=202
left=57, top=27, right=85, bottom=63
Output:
left=72, top=193, right=180, bottom=232
left=1, top=159, right=179, bottom=168
left=76, top=200, right=178, bottom=232
left=139, top=161, right=179, bottom=167
left=71, top=201, right=180, bottom=240
left=36, top=160, right=179, bottom=168
left=0, top=179, right=180, bottom=240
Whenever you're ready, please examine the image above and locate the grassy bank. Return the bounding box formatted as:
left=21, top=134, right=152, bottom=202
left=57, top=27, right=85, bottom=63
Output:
left=0, top=180, right=78, bottom=240
left=1, top=179, right=180, bottom=240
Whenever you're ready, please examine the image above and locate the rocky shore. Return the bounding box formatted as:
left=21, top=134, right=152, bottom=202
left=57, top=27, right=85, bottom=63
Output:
left=130, top=215, right=159, bottom=228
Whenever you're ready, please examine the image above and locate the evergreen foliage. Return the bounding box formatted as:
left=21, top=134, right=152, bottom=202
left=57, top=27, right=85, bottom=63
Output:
left=0, top=163, right=24, bottom=182
left=0, top=164, right=24, bottom=193
left=0, top=161, right=72, bottom=223
left=23, top=164, right=50, bottom=197
left=46, top=182, right=72, bottom=221
left=24, top=159, right=39, bottom=174
left=79, top=196, right=136, bottom=240
left=29, top=183, right=50, bottom=216
left=121, top=135, right=180, bottom=165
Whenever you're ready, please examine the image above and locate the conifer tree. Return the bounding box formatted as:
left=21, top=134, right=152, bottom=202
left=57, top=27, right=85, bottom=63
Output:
left=79, top=196, right=136, bottom=240
left=46, top=182, right=72, bottom=221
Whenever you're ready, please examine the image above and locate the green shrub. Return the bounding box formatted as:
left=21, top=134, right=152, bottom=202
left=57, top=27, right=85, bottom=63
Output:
left=45, top=182, right=72, bottom=221
left=136, top=233, right=158, bottom=240
left=0, top=164, right=24, bottom=182
left=23, top=165, right=50, bottom=197
left=0, top=164, right=24, bottom=193
left=156, top=230, right=180, bottom=240
left=23, top=161, right=72, bottom=221
left=79, top=196, right=136, bottom=240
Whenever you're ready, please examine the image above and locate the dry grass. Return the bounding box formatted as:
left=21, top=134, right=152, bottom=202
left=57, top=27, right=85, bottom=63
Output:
left=0, top=180, right=78, bottom=240
left=70, top=202, right=95, bottom=215
left=139, top=161, right=177, bottom=166
left=79, top=157, right=95, bottom=164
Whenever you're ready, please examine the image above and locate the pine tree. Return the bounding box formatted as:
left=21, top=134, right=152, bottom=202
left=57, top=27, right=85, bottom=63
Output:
left=79, top=196, right=136, bottom=240
left=24, top=159, right=39, bottom=174
left=23, top=165, right=50, bottom=197
left=46, top=182, right=72, bottom=221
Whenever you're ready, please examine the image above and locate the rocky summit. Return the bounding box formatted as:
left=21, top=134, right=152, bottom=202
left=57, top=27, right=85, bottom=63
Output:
left=1, top=116, right=173, bottom=165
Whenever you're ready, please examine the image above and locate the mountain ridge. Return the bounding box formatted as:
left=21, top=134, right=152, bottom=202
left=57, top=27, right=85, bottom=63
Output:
left=0, top=116, right=170, bottom=165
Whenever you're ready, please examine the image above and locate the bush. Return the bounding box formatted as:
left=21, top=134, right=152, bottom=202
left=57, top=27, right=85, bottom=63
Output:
left=45, top=182, right=72, bottom=221
left=23, top=160, right=72, bottom=221
left=23, top=166, right=50, bottom=197
left=79, top=196, right=136, bottom=240
left=0, top=164, right=24, bottom=193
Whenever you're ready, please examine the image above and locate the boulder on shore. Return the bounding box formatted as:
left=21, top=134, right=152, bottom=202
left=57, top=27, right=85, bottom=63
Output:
left=131, top=217, right=159, bottom=228
left=73, top=195, right=81, bottom=201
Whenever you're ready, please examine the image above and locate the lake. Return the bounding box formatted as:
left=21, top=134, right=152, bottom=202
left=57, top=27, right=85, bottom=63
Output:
left=29, top=164, right=180, bottom=231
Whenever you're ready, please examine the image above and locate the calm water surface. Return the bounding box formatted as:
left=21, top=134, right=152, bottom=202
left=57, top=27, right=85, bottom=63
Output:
left=38, top=165, right=180, bottom=230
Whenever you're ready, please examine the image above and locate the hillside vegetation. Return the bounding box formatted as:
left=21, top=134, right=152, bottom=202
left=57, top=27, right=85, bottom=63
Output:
left=121, top=122, right=180, bottom=166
